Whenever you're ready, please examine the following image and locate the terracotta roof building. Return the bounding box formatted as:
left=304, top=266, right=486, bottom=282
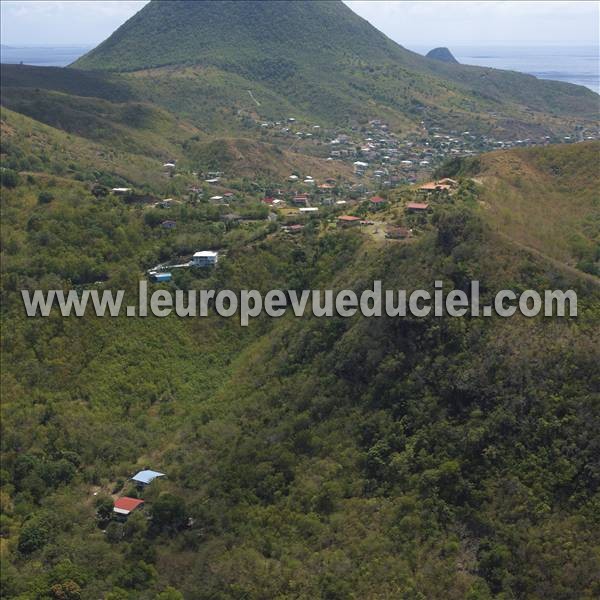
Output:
left=113, top=497, right=144, bottom=516
left=406, top=202, right=430, bottom=212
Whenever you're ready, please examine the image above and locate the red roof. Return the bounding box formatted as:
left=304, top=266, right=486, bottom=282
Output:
left=370, top=196, right=385, bottom=203
left=114, top=497, right=144, bottom=512
left=406, top=202, right=429, bottom=211
left=418, top=181, right=450, bottom=191
left=338, top=215, right=361, bottom=221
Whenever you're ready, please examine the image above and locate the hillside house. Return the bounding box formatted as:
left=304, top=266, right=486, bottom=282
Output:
left=113, top=497, right=144, bottom=518
left=353, top=161, right=368, bottom=175
left=318, top=183, right=335, bottom=192
left=418, top=180, right=454, bottom=194
left=161, top=220, right=177, bottom=229
left=150, top=272, right=172, bottom=283
left=282, top=224, right=304, bottom=234
left=370, top=196, right=386, bottom=208
left=292, top=194, right=309, bottom=207
left=337, top=215, right=361, bottom=228
left=437, top=178, right=458, bottom=187
left=192, top=251, right=219, bottom=267
left=131, top=469, right=165, bottom=486
left=406, top=202, right=430, bottom=213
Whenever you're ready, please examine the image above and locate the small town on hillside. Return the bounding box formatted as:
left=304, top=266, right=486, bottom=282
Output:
left=102, top=113, right=598, bottom=281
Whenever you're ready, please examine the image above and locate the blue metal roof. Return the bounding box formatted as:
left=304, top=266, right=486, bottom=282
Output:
left=153, top=272, right=172, bottom=282
left=131, top=469, right=165, bottom=484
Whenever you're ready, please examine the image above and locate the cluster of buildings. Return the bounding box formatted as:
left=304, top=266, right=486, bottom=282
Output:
left=240, top=111, right=598, bottom=191
left=148, top=250, right=219, bottom=282
left=330, top=120, right=599, bottom=188
left=112, top=469, right=165, bottom=520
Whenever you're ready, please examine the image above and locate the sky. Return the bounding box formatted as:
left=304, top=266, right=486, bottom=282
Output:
left=0, top=0, right=598, bottom=47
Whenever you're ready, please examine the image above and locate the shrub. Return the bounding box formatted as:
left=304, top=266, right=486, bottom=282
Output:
left=38, top=191, right=54, bottom=204
left=1, top=168, right=19, bottom=188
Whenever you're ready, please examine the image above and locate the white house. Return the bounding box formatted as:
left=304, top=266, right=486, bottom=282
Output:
left=192, top=251, right=219, bottom=267
left=353, top=161, right=368, bottom=174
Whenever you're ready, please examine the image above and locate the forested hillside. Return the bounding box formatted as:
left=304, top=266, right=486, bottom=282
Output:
left=1, top=2, right=599, bottom=597
left=1, top=130, right=599, bottom=597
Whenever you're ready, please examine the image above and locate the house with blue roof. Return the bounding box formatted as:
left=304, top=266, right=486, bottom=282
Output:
left=150, top=272, right=172, bottom=283
left=131, top=469, right=165, bottom=485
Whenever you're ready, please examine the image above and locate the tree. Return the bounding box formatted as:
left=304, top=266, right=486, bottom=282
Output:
left=18, top=518, right=49, bottom=554
left=50, top=580, right=82, bottom=600
left=95, top=495, right=114, bottom=524
left=124, top=510, right=148, bottom=539
left=105, top=521, right=124, bottom=543
left=0, top=168, right=19, bottom=188
left=150, top=493, right=186, bottom=533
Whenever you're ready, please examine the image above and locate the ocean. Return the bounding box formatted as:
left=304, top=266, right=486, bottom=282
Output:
left=410, top=44, right=599, bottom=94
left=1, top=44, right=598, bottom=94
left=0, top=45, right=92, bottom=68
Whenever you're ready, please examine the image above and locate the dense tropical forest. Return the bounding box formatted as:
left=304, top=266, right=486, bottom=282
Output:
left=2, top=138, right=599, bottom=598
left=1, top=1, right=600, bottom=598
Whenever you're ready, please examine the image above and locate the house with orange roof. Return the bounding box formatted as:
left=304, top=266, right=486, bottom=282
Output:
left=337, top=215, right=361, bottom=227
left=406, top=202, right=430, bottom=213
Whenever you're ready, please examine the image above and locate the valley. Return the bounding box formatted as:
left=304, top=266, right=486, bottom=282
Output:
left=1, top=2, right=599, bottom=599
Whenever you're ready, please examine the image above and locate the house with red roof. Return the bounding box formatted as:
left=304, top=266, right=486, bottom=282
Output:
left=370, top=196, right=386, bottom=209
left=337, top=215, right=361, bottom=227
left=113, top=497, right=144, bottom=518
left=406, top=202, right=430, bottom=213
left=417, top=179, right=457, bottom=194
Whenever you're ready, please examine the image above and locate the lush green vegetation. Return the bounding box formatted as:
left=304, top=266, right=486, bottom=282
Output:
left=2, top=128, right=600, bottom=598
left=1, top=6, right=599, bottom=596
left=69, top=1, right=598, bottom=135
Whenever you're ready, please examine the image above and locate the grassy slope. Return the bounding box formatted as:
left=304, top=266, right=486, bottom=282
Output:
left=1, top=107, right=179, bottom=191
left=0, top=64, right=198, bottom=158
left=184, top=137, right=352, bottom=179
left=71, top=1, right=599, bottom=135
left=474, top=142, right=600, bottom=273
left=1, top=66, right=353, bottom=183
